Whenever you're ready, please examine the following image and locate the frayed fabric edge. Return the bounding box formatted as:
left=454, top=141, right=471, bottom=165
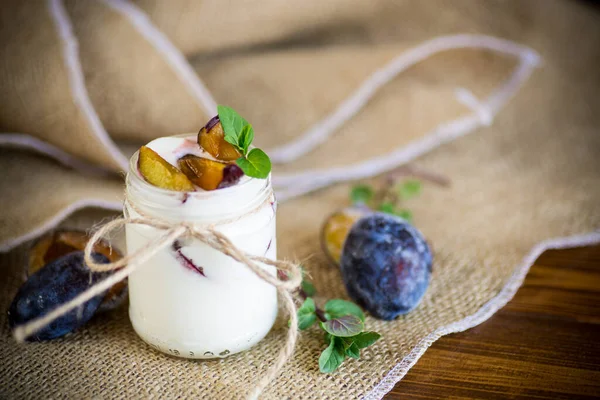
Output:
left=361, top=230, right=600, bottom=400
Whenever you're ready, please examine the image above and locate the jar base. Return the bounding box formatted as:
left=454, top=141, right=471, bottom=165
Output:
left=130, top=309, right=274, bottom=359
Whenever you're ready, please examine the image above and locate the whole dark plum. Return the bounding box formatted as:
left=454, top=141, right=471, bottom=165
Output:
left=27, top=230, right=126, bottom=313
left=340, top=213, right=432, bottom=320
left=8, top=251, right=110, bottom=341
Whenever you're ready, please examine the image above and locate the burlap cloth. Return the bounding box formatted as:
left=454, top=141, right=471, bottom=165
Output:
left=1, top=1, right=599, bottom=399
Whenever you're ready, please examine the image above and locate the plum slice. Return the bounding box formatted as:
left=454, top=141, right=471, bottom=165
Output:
left=172, top=240, right=205, bottom=276
left=320, top=207, right=369, bottom=266
left=177, top=155, right=243, bottom=191
left=138, top=146, right=195, bottom=192
left=197, top=116, right=242, bottom=161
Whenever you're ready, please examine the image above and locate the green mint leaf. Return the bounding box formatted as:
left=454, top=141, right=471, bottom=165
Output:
left=339, top=336, right=353, bottom=349
left=324, top=299, right=365, bottom=322
left=345, top=342, right=360, bottom=359
left=350, top=184, right=374, bottom=205
left=223, top=134, right=240, bottom=148
left=397, top=180, right=421, bottom=200
left=236, top=148, right=271, bottom=178
left=298, top=312, right=317, bottom=330
left=298, top=297, right=316, bottom=314
left=319, top=336, right=346, bottom=373
left=324, top=332, right=332, bottom=344
left=320, top=315, right=364, bottom=337
left=351, top=331, right=381, bottom=349
left=238, top=124, right=254, bottom=155
left=217, top=105, right=249, bottom=144
left=301, top=280, right=317, bottom=297
left=378, top=202, right=395, bottom=215
left=297, top=298, right=317, bottom=330
left=394, top=209, right=413, bottom=222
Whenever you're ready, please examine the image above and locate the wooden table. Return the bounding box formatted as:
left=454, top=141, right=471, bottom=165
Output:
left=386, top=244, right=600, bottom=399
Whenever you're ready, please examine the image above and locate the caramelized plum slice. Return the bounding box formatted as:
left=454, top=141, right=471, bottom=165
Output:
left=178, top=155, right=242, bottom=191
left=138, top=146, right=195, bottom=192
left=198, top=116, right=242, bottom=161
left=28, top=230, right=127, bottom=312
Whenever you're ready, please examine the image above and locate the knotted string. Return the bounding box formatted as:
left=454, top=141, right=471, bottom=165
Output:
left=12, top=208, right=302, bottom=399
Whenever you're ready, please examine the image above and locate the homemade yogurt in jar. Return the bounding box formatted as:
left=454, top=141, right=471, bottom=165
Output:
left=125, top=135, right=277, bottom=359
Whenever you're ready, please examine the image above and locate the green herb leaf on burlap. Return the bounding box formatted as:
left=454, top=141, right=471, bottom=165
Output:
left=320, top=315, right=364, bottom=337
left=319, top=336, right=346, bottom=373
left=297, top=298, right=317, bottom=330
left=324, top=299, right=365, bottom=322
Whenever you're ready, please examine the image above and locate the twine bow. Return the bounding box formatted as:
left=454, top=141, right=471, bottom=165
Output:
left=13, top=211, right=302, bottom=400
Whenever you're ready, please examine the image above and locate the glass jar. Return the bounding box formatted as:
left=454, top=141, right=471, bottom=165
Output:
left=124, top=139, right=277, bottom=359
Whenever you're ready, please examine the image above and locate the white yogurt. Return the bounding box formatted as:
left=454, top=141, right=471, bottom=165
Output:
left=125, top=134, right=277, bottom=359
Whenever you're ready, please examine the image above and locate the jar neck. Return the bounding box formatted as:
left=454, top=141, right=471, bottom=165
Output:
left=125, top=150, right=273, bottom=224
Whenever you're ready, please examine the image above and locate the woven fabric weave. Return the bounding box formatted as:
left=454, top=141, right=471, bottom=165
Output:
left=1, top=1, right=599, bottom=399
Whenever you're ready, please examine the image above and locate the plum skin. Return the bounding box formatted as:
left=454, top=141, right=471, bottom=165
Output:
left=7, top=251, right=110, bottom=341
left=339, top=213, right=432, bottom=320
left=218, top=164, right=244, bottom=189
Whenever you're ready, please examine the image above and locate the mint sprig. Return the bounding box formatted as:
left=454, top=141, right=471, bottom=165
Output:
left=319, top=336, right=346, bottom=373
left=217, top=105, right=271, bottom=178
left=218, top=105, right=249, bottom=145
left=350, top=179, right=422, bottom=223
left=236, top=149, right=271, bottom=179
left=297, top=298, right=318, bottom=330
left=324, top=299, right=365, bottom=321
left=350, top=185, right=374, bottom=204
left=296, top=273, right=381, bottom=373
left=397, top=179, right=421, bottom=200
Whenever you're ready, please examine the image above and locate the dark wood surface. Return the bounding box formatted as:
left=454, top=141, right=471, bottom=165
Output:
left=386, top=244, right=600, bottom=399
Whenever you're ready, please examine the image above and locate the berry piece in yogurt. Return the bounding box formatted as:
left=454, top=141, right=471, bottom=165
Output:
left=340, top=213, right=432, bottom=320
left=172, top=240, right=205, bottom=276
left=198, top=116, right=242, bottom=161
left=138, top=146, right=195, bottom=192
left=219, top=164, right=244, bottom=189
left=178, top=154, right=242, bottom=191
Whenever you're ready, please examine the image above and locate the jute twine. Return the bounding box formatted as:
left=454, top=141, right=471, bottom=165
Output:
left=12, top=194, right=302, bottom=400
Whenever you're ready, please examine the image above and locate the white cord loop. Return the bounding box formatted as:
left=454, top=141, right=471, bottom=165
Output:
left=455, top=88, right=493, bottom=126
left=270, top=34, right=541, bottom=202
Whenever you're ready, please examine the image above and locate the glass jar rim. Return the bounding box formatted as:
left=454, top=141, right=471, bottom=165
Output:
left=127, top=149, right=260, bottom=199
left=125, top=135, right=273, bottom=223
